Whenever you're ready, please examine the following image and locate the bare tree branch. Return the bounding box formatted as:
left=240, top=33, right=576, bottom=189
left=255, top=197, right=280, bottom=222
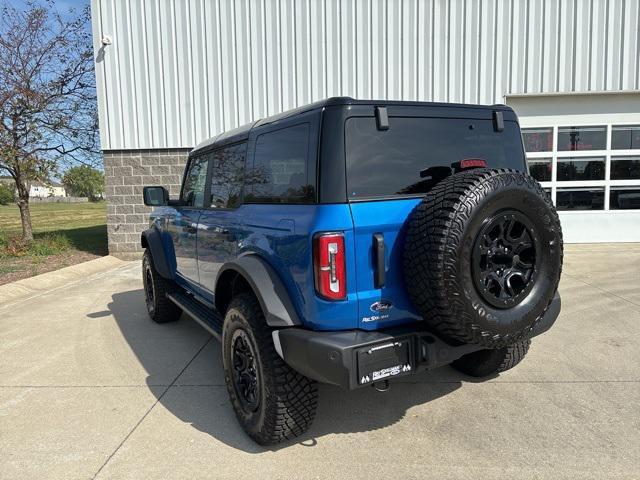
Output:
left=0, top=0, right=99, bottom=242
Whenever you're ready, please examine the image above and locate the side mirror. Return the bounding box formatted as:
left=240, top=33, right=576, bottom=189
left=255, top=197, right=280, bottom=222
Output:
left=143, top=186, right=169, bottom=206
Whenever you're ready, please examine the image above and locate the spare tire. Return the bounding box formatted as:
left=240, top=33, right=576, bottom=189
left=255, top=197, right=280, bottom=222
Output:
left=403, top=168, right=562, bottom=348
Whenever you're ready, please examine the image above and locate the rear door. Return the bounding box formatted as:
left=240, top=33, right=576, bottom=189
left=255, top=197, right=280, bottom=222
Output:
left=345, top=112, right=527, bottom=329
left=197, top=142, right=248, bottom=291
left=167, top=154, right=209, bottom=284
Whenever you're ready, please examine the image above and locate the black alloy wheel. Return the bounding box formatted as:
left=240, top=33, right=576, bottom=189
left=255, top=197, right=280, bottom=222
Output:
left=231, top=329, right=261, bottom=413
left=472, top=210, right=538, bottom=309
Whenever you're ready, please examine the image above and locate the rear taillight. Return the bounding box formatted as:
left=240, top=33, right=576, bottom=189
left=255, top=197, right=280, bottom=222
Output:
left=314, top=232, right=346, bottom=300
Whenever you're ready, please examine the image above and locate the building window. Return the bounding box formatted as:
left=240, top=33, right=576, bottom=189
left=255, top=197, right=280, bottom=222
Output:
left=556, top=157, right=605, bottom=181
left=610, top=156, right=640, bottom=180
left=556, top=187, right=605, bottom=211
left=527, top=158, right=552, bottom=181
left=557, top=126, right=606, bottom=151
left=522, top=124, right=640, bottom=212
left=522, top=128, right=553, bottom=152
left=611, top=125, right=640, bottom=150
left=610, top=187, right=640, bottom=210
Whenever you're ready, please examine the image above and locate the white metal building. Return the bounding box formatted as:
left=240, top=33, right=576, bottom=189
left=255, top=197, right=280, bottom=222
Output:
left=91, top=0, right=640, bottom=255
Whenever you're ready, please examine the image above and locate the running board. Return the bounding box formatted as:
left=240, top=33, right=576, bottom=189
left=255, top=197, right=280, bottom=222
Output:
left=167, top=291, right=223, bottom=339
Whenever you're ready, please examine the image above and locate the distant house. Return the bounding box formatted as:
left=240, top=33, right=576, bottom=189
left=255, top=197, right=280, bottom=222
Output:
left=28, top=181, right=66, bottom=198
left=0, top=177, right=67, bottom=198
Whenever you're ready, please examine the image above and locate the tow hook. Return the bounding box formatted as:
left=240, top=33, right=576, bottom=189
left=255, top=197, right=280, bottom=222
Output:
left=372, top=380, right=390, bottom=392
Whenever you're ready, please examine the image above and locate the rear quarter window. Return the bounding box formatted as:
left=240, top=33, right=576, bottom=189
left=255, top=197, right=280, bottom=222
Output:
left=245, top=123, right=314, bottom=204
left=345, top=116, right=525, bottom=200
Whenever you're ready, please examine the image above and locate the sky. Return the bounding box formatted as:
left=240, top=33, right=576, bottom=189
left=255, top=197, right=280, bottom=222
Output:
left=6, top=0, right=90, bottom=17
left=1, top=0, right=100, bottom=180
left=49, top=0, right=91, bottom=19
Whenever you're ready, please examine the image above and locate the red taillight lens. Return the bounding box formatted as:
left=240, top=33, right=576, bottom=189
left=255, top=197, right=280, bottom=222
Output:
left=314, top=232, right=346, bottom=300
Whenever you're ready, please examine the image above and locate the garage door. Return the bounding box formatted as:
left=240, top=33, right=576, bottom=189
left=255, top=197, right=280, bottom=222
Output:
left=508, top=93, right=640, bottom=243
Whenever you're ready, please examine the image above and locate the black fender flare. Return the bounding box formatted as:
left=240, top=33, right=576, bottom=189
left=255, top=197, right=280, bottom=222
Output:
left=215, top=255, right=301, bottom=327
left=141, top=228, right=174, bottom=280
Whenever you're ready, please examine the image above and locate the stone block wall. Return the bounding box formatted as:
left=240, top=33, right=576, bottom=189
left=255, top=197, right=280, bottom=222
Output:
left=103, top=149, right=189, bottom=259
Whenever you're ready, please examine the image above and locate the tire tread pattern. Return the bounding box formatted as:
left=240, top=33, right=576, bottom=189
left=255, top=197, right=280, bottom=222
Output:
left=452, top=339, right=532, bottom=377
left=224, top=293, right=318, bottom=445
left=403, top=168, right=563, bottom=347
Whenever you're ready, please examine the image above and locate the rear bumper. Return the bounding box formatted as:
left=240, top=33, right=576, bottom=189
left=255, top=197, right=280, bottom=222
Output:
left=273, top=292, right=561, bottom=390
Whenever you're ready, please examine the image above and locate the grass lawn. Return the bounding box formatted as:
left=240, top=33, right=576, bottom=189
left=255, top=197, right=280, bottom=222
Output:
left=0, top=202, right=107, bottom=285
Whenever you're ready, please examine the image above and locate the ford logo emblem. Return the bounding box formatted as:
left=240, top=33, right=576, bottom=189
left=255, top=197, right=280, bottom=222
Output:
left=370, top=300, right=392, bottom=312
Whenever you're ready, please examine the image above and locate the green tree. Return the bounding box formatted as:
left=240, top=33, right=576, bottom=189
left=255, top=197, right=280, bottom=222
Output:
left=0, top=182, right=14, bottom=205
left=63, top=165, right=104, bottom=200
left=0, top=1, right=99, bottom=242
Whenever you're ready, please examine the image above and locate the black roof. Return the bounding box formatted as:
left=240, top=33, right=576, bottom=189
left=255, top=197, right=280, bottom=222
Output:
left=191, top=97, right=514, bottom=155
left=191, top=97, right=349, bottom=154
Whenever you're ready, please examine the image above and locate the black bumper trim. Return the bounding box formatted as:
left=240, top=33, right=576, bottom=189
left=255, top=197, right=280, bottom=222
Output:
left=275, top=292, right=561, bottom=390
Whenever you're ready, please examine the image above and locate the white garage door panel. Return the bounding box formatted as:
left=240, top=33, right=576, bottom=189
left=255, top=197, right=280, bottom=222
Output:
left=560, top=212, right=640, bottom=243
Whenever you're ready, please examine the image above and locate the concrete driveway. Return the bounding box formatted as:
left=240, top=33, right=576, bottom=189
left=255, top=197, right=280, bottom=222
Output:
left=1, top=244, right=639, bottom=479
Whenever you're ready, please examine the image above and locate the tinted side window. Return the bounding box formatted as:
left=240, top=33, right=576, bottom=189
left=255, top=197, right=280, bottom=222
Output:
left=181, top=156, right=208, bottom=207
left=245, top=123, right=313, bottom=204
left=210, top=143, right=246, bottom=208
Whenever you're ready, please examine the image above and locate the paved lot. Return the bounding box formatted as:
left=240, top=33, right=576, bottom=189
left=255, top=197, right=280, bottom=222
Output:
left=1, top=244, right=639, bottom=479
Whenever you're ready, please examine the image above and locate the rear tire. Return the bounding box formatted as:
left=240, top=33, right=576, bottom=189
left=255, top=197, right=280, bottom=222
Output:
left=222, top=293, right=318, bottom=445
left=142, top=249, right=182, bottom=323
left=451, top=339, right=531, bottom=377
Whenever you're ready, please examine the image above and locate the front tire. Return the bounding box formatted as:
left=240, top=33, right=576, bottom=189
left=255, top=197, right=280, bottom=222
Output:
left=142, top=249, right=182, bottom=323
left=451, top=339, right=531, bottom=377
left=222, top=293, right=318, bottom=445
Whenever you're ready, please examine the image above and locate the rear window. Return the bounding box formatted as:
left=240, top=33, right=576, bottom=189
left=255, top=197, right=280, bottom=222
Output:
left=345, top=116, right=525, bottom=200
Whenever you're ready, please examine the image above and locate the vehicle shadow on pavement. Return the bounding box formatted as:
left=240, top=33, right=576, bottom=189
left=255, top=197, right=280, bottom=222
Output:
left=101, top=289, right=468, bottom=453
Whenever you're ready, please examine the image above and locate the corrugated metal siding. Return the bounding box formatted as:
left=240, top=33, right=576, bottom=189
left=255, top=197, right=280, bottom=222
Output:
left=92, top=0, right=640, bottom=150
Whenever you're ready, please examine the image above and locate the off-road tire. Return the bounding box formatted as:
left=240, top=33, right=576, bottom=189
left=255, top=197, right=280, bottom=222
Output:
left=452, top=339, right=531, bottom=377
left=403, top=168, right=563, bottom=348
left=142, top=249, right=182, bottom=323
left=222, top=293, right=318, bottom=445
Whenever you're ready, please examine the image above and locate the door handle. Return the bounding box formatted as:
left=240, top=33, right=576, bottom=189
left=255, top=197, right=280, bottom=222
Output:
left=200, top=224, right=236, bottom=241
left=199, top=224, right=227, bottom=233
left=373, top=233, right=385, bottom=288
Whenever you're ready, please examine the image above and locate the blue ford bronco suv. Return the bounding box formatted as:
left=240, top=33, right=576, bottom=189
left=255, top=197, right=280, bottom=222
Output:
left=141, top=98, right=563, bottom=445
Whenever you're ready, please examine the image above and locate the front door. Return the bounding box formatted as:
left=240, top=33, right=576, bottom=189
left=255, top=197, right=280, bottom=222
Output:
left=168, top=154, right=209, bottom=284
